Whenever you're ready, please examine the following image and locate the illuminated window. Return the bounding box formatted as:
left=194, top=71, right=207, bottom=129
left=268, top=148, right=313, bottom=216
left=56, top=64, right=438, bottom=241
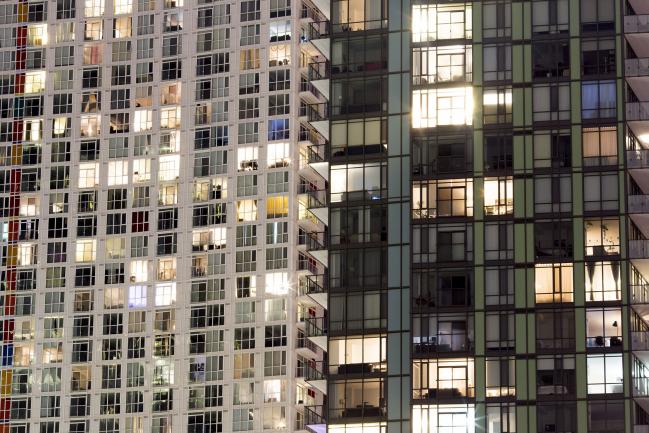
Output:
left=586, top=308, right=621, bottom=348
left=412, top=87, right=473, bottom=128
left=587, top=354, right=623, bottom=394
left=113, top=17, right=132, bottom=38
left=18, top=196, right=37, bottom=217
left=83, top=45, right=103, bottom=65
left=17, top=244, right=37, bottom=266
left=265, top=272, right=288, bottom=295
left=114, top=0, right=132, bottom=14
left=412, top=179, right=473, bottom=218
left=483, top=88, right=512, bottom=124
left=238, top=147, right=259, bottom=171
left=413, top=405, right=475, bottom=433
left=104, top=288, right=124, bottom=309
left=583, top=126, right=617, bottom=166
left=486, top=358, right=515, bottom=397
left=105, top=238, right=125, bottom=259
left=80, top=115, right=100, bottom=137
left=155, top=283, right=177, bottom=306
left=161, top=83, right=182, bottom=105
left=159, top=155, right=180, bottom=181
left=237, top=199, right=258, bottom=221
left=75, top=240, right=96, bottom=262
left=78, top=163, right=99, bottom=188
left=128, top=286, right=147, bottom=308
left=586, top=261, right=621, bottom=302
left=133, top=159, right=151, bottom=183
left=130, top=260, right=149, bottom=283
left=23, top=120, right=42, bottom=142
left=160, top=107, right=181, bottom=129
left=27, top=24, right=48, bottom=46
left=84, top=19, right=103, bottom=40
left=413, top=358, right=474, bottom=398
left=24, top=71, right=46, bottom=94
left=535, top=263, right=573, bottom=303
left=329, top=336, right=386, bottom=374
left=268, top=44, right=290, bottom=67
left=412, top=4, right=472, bottom=42
left=266, top=196, right=288, bottom=218
left=330, top=163, right=385, bottom=202
left=413, top=45, right=472, bottom=85
left=85, top=0, right=105, bottom=17
left=108, top=161, right=128, bottom=186
left=483, top=177, right=513, bottom=215
left=158, top=258, right=177, bottom=280
left=267, top=142, right=290, bottom=168
left=585, top=218, right=619, bottom=257
left=134, top=110, right=153, bottom=132
left=263, top=379, right=286, bottom=403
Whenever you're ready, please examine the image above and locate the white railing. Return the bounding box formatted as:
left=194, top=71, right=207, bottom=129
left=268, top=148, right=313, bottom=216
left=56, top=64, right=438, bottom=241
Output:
left=629, top=195, right=649, bottom=213
left=626, top=14, right=649, bottom=33
left=627, top=102, right=649, bottom=121
left=626, top=58, right=649, bottom=76
left=630, top=239, right=649, bottom=258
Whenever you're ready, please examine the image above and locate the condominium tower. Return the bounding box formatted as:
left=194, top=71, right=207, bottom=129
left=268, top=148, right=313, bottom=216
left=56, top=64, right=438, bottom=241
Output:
left=1, top=0, right=648, bottom=433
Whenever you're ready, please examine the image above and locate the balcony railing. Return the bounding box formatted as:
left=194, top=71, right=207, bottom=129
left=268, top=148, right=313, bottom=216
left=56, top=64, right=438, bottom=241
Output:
left=300, top=102, right=329, bottom=122
left=628, top=149, right=649, bottom=169
left=304, top=20, right=330, bottom=41
left=297, top=332, right=320, bottom=353
left=305, top=360, right=327, bottom=381
left=305, top=405, right=326, bottom=426
left=308, top=61, right=330, bottom=81
left=632, top=284, right=649, bottom=304
left=626, top=58, right=649, bottom=77
left=305, top=316, right=327, bottom=338
left=299, top=274, right=328, bottom=296
left=632, top=331, right=649, bottom=351
left=299, top=185, right=327, bottom=209
left=626, top=14, right=649, bottom=33
left=627, top=102, right=649, bottom=121
left=300, top=78, right=324, bottom=99
left=629, top=195, right=649, bottom=213
left=630, top=239, right=649, bottom=259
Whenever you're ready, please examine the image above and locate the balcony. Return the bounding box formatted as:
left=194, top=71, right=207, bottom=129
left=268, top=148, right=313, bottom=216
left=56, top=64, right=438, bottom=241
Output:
left=305, top=316, right=327, bottom=350
left=300, top=78, right=325, bottom=104
left=627, top=58, right=649, bottom=77
left=627, top=102, right=649, bottom=121
left=630, top=240, right=649, bottom=259
left=300, top=20, right=331, bottom=60
left=629, top=195, right=649, bottom=213
left=305, top=361, right=327, bottom=394
left=629, top=150, right=649, bottom=169
left=626, top=14, right=649, bottom=33
left=633, top=331, right=649, bottom=351
left=304, top=405, right=327, bottom=433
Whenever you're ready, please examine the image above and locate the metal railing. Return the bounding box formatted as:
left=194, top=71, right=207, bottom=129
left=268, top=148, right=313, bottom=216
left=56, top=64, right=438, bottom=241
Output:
left=308, top=61, right=330, bottom=81
left=305, top=316, right=327, bottom=337
left=300, top=102, right=329, bottom=122
left=630, top=239, right=649, bottom=258
left=628, top=149, right=649, bottom=169
left=626, top=58, right=649, bottom=77
left=629, top=195, right=649, bottom=213
left=625, top=14, right=649, bottom=33
left=627, top=102, right=649, bottom=121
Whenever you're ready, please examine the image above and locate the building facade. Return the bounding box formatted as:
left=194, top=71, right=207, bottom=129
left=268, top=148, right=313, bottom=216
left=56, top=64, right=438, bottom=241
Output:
left=0, top=0, right=329, bottom=432
left=1, top=0, right=648, bottom=433
left=326, top=0, right=649, bottom=433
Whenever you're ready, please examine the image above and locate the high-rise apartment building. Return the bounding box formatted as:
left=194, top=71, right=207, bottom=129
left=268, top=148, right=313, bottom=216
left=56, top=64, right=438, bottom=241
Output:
left=3, top=0, right=649, bottom=432
left=326, top=0, right=649, bottom=433
left=0, top=0, right=330, bottom=432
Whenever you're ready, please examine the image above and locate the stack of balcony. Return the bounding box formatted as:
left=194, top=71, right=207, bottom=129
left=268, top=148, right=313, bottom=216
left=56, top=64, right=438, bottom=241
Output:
left=296, top=0, right=330, bottom=431
left=625, top=1, right=649, bottom=429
